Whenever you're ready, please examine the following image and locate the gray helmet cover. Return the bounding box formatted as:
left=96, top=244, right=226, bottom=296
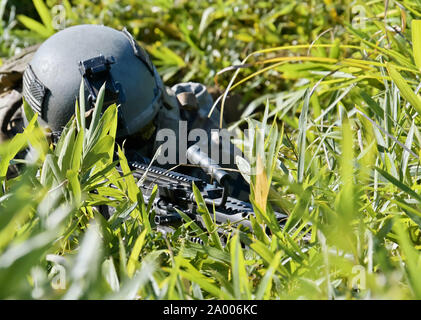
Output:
left=22, top=24, right=164, bottom=137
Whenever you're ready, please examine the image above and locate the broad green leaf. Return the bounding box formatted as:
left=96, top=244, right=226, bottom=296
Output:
left=376, top=167, right=421, bottom=202
left=176, top=208, right=208, bottom=245
left=386, top=63, right=421, bottom=116
left=57, top=125, right=75, bottom=172
left=127, top=228, right=147, bottom=278
left=412, top=20, right=421, bottom=70
left=82, top=135, right=113, bottom=170
left=192, top=182, right=223, bottom=250
left=17, top=15, right=53, bottom=38
left=394, top=219, right=421, bottom=298
left=71, top=130, right=84, bottom=172
left=255, top=251, right=282, bottom=299
left=230, top=232, right=251, bottom=299
left=102, top=258, right=120, bottom=292
left=87, top=82, right=106, bottom=146
left=66, top=169, right=81, bottom=205
left=179, top=259, right=232, bottom=299
left=0, top=229, right=58, bottom=298
left=33, top=0, right=53, bottom=32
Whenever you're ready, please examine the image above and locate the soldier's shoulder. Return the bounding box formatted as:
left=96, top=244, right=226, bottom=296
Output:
left=171, top=82, right=213, bottom=111
left=0, top=44, right=40, bottom=92
left=0, top=45, right=40, bottom=142
left=0, top=44, right=39, bottom=74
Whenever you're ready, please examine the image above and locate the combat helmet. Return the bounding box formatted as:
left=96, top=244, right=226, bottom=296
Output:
left=22, top=24, right=164, bottom=137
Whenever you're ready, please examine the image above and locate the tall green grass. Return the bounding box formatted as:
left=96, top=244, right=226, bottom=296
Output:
left=1, top=0, right=421, bottom=300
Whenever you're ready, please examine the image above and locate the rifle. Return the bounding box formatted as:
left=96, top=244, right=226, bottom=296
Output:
left=120, top=146, right=287, bottom=238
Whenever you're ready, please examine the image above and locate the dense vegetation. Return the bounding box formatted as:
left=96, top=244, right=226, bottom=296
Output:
left=2, top=0, right=421, bottom=299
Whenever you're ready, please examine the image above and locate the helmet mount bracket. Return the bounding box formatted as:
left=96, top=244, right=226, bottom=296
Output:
left=78, top=55, right=123, bottom=108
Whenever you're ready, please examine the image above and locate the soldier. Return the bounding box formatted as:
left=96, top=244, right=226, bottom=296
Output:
left=0, top=24, right=249, bottom=201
